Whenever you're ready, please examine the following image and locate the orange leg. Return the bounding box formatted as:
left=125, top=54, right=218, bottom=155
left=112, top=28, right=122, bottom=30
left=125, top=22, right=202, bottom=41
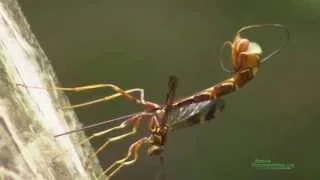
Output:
left=17, top=83, right=156, bottom=109
left=98, top=137, right=151, bottom=180
left=53, top=113, right=152, bottom=163
left=83, top=113, right=152, bottom=166
left=53, top=84, right=146, bottom=109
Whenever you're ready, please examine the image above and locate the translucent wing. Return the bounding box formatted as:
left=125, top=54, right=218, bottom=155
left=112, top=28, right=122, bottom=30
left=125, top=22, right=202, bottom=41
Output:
left=168, top=99, right=225, bottom=131
left=161, top=75, right=178, bottom=127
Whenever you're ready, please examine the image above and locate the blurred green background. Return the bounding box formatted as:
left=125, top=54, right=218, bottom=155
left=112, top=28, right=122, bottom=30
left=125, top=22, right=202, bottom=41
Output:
left=18, top=0, right=320, bottom=180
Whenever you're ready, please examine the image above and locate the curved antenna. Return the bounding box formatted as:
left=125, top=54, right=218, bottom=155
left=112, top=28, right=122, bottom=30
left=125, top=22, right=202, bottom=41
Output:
left=219, top=41, right=233, bottom=73
left=238, top=24, right=290, bottom=64
left=54, top=112, right=142, bottom=137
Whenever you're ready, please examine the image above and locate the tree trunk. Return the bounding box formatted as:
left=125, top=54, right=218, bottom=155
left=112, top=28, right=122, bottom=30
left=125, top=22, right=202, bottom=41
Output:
left=0, top=0, right=102, bottom=179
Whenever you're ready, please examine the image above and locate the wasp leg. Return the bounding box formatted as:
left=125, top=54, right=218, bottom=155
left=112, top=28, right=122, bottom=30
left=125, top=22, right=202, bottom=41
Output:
left=54, top=113, right=151, bottom=162
left=84, top=114, right=145, bottom=166
left=99, top=137, right=151, bottom=180
left=57, top=85, right=146, bottom=109
left=17, top=83, right=148, bottom=109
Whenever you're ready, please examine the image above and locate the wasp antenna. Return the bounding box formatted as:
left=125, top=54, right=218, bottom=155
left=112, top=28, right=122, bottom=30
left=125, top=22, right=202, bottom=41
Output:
left=237, top=24, right=290, bottom=64
left=219, top=41, right=233, bottom=73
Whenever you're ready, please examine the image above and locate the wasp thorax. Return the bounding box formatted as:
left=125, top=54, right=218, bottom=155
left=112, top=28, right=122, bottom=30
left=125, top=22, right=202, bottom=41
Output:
left=147, top=145, right=164, bottom=156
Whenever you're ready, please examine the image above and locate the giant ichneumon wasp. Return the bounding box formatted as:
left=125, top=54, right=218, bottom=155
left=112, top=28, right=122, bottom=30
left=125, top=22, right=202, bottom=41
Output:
left=18, top=24, right=289, bottom=179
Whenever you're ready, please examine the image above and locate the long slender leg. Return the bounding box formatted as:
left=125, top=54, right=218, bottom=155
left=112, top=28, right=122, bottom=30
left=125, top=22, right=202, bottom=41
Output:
left=85, top=126, right=138, bottom=166
left=83, top=114, right=148, bottom=166
left=61, top=88, right=145, bottom=109
left=17, top=83, right=152, bottom=109
left=55, top=84, right=145, bottom=104
left=54, top=113, right=151, bottom=161
left=98, top=137, right=151, bottom=180
left=53, top=120, right=129, bottom=161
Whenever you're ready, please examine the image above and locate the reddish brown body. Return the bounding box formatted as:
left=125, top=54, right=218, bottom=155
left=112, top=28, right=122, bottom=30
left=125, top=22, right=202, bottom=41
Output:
left=97, top=24, right=287, bottom=179
left=46, top=24, right=288, bottom=179
left=146, top=26, right=266, bottom=158
left=173, top=31, right=260, bottom=109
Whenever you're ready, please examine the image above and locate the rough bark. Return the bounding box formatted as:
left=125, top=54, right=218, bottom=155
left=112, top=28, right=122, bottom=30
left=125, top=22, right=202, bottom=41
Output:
left=0, top=0, right=102, bottom=179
